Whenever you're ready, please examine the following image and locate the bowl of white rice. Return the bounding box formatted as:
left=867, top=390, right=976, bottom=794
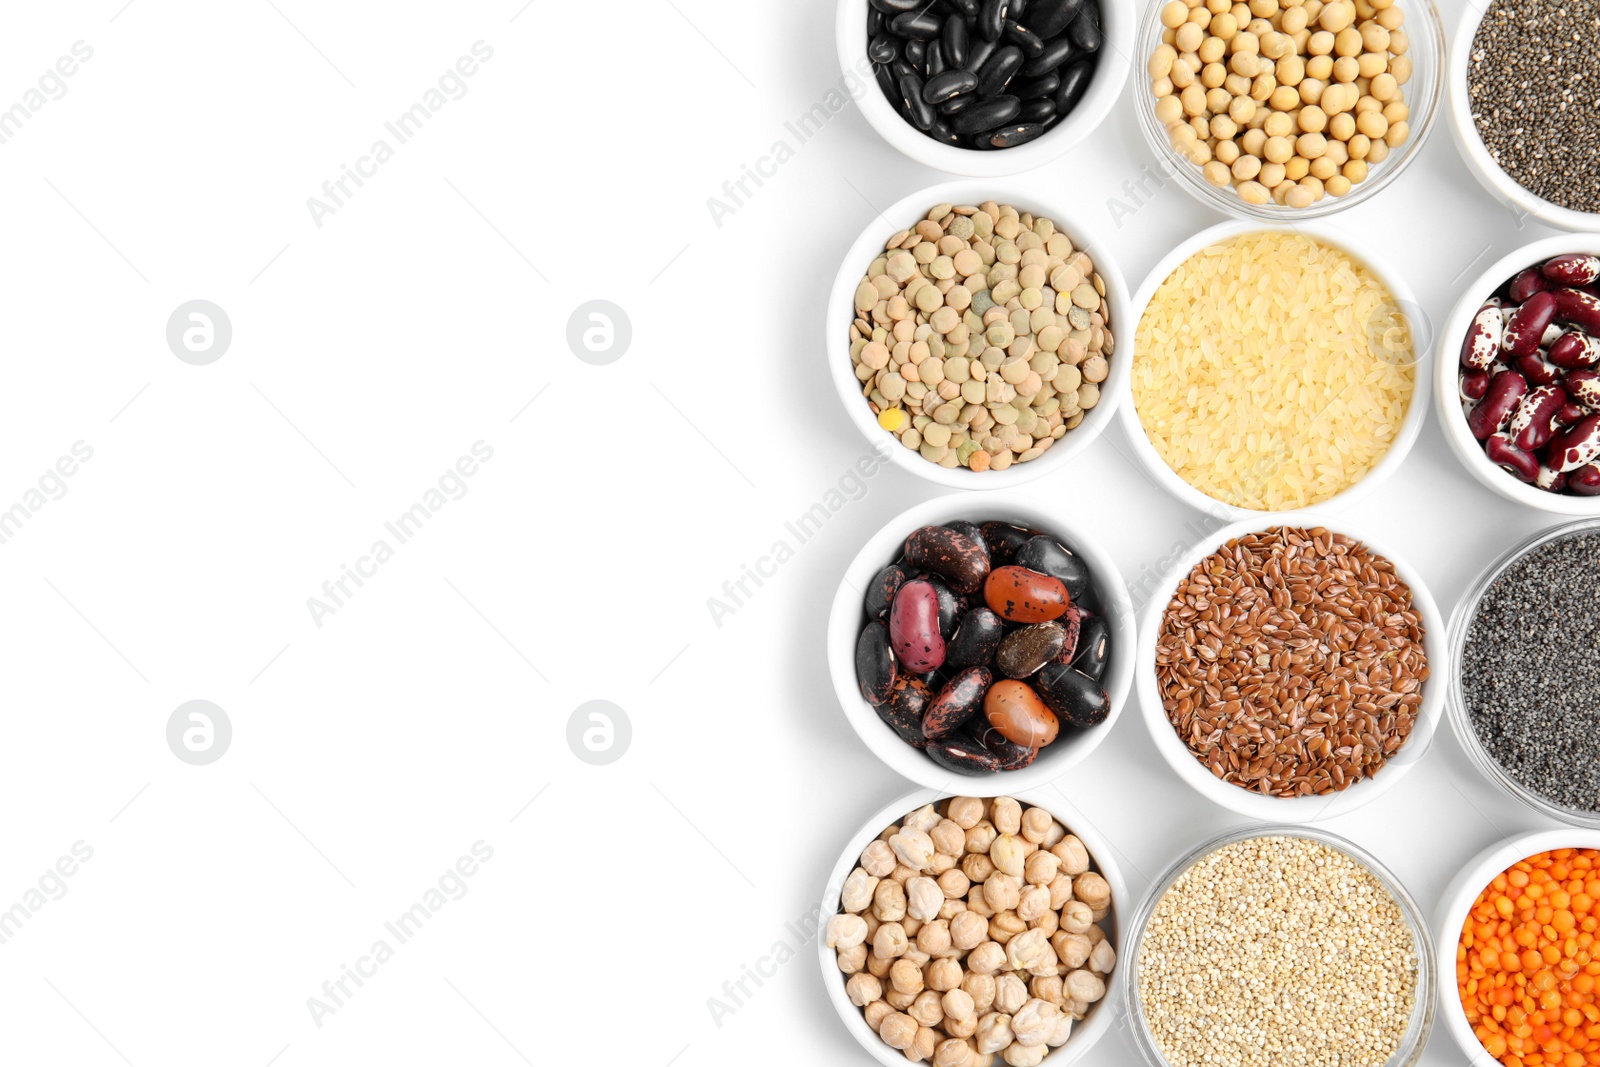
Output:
left=1118, top=220, right=1430, bottom=519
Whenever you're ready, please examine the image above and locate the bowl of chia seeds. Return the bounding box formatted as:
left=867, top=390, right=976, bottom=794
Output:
left=1450, top=0, right=1600, bottom=231
left=1451, top=519, right=1600, bottom=825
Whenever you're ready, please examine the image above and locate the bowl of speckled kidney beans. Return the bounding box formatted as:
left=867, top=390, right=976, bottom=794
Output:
left=829, top=492, right=1134, bottom=794
left=1436, top=236, right=1600, bottom=513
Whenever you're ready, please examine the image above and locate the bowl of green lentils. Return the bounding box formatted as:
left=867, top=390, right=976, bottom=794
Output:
left=830, top=179, right=1132, bottom=489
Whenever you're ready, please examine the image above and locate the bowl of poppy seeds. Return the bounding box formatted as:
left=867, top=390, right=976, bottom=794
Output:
left=1452, top=0, right=1600, bottom=231
left=1454, top=520, right=1600, bottom=825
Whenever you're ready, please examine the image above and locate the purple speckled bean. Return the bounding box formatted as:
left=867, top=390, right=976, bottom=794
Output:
left=1570, top=464, right=1600, bottom=495
left=1486, top=433, right=1540, bottom=482
left=1549, top=414, right=1600, bottom=472
left=1543, top=254, right=1600, bottom=286
left=1550, top=331, right=1600, bottom=369
left=1510, top=384, right=1567, bottom=451
left=1462, top=368, right=1491, bottom=401
left=1517, top=351, right=1564, bottom=386
left=1504, top=291, right=1560, bottom=359
left=1461, top=304, right=1505, bottom=371
left=1567, top=368, right=1600, bottom=409
left=1555, top=289, right=1600, bottom=335
left=1537, top=463, right=1569, bottom=492
left=1560, top=401, right=1590, bottom=426
left=890, top=579, right=946, bottom=673
left=1509, top=267, right=1556, bottom=304
left=1469, top=369, right=1529, bottom=440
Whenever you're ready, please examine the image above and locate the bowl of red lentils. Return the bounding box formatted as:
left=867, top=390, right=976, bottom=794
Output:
left=1437, top=831, right=1600, bottom=1067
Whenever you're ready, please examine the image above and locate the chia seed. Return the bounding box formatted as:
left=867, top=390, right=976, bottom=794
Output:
left=1462, top=529, right=1600, bottom=813
left=1468, top=0, right=1600, bottom=215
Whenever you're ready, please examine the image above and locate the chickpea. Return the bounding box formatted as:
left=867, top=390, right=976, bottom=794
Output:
left=1046, top=1017, right=1074, bottom=1048
left=919, top=919, right=954, bottom=957
left=911, top=989, right=946, bottom=1026
left=962, top=853, right=995, bottom=883
left=892, top=830, right=936, bottom=871
left=935, top=1038, right=975, bottom=1067
left=1050, top=836, right=1089, bottom=877
left=1016, top=884, right=1052, bottom=924
left=913, top=1026, right=939, bottom=1062
left=968, top=941, right=1006, bottom=976
left=893, top=958, right=926, bottom=996
left=876, top=879, right=909, bottom=921
left=1015, top=806, right=1051, bottom=845
left=866, top=1000, right=894, bottom=1033
left=965, top=821, right=998, bottom=856
left=1053, top=931, right=1092, bottom=969
left=930, top=819, right=966, bottom=858
left=905, top=806, right=940, bottom=833
left=950, top=910, right=988, bottom=952
left=882, top=1012, right=919, bottom=1051
left=946, top=797, right=985, bottom=831
left=966, top=885, right=995, bottom=919
left=1030, top=975, right=1065, bottom=1005
left=990, top=835, right=1025, bottom=877
left=975, top=1013, right=1014, bottom=1055
left=983, top=872, right=1021, bottom=912
left=830, top=913, right=869, bottom=949
left=839, top=942, right=869, bottom=974
left=939, top=897, right=966, bottom=922
left=850, top=973, right=885, bottom=1007
left=844, top=867, right=880, bottom=914
left=988, top=910, right=1026, bottom=945
left=1088, top=939, right=1117, bottom=975
left=946, top=1014, right=979, bottom=1040
left=875, top=922, right=910, bottom=960
left=1001, top=1043, right=1046, bottom=1067
left=994, top=973, right=1029, bottom=1015
left=869, top=952, right=893, bottom=979
left=1065, top=970, right=1107, bottom=1005
left=963, top=972, right=997, bottom=1015
left=863, top=840, right=897, bottom=878
left=1010, top=998, right=1060, bottom=1048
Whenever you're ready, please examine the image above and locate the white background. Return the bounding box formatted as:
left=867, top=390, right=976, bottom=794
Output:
left=0, top=0, right=1574, bottom=1064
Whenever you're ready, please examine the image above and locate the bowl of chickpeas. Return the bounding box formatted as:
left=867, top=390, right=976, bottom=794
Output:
left=1135, top=0, right=1445, bottom=217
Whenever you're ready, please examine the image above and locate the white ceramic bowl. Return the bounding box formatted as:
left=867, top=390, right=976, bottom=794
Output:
left=1118, top=219, right=1431, bottom=519
left=829, top=180, right=1133, bottom=491
left=1126, top=824, right=1436, bottom=1067
left=1133, top=0, right=1445, bottom=221
left=1434, top=829, right=1600, bottom=1066
left=1135, top=512, right=1448, bottom=822
left=1448, top=2, right=1600, bottom=233
left=829, top=492, right=1135, bottom=795
left=819, top=786, right=1127, bottom=1067
left=1434, top=235, right=1600, bottom=515
left=837, top=1, right=1132, bottom=177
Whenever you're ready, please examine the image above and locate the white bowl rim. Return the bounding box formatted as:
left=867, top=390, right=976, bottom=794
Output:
left=1131, top=0, right=1447, bottom=222
left=828, top=490, right=1137, bottom=796
left=1116, top=218, right=1432, bottom=519
left=1133, top=510, right=1450, bottom=822
left=828, top=179, right=1134, bottom=492
left=1432, top=829, right=1600, bottom=1067
left=835, top=0, right=1134, bottom=178
left=817, top=784, right=1129, bottom=1067
left=1447, top=1, right=1600, bottom=233
left=1432, top=234, right=1600, bottom=515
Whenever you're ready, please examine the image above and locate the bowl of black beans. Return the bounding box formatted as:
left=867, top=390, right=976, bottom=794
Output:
left=842, top=0, right=1133, bottom=176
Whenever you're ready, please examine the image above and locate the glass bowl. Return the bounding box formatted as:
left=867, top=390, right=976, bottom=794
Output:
left=1448, top=518, right=1600, bottom=828
left=1132, top=0, right=1446, bottom=220
left=1122, top=824, right=1436, bottom=1067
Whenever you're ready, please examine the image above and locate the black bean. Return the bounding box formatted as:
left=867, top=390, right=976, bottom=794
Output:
left=978, top=0, right=1010, bottom=41
left=1026, top=0, right=1085, bottom=37
left=870, top=0, right=924, bottom=11
left=1010, top=72, right=1059, bottom=99
left=905, top=39, right=928, bottom=66
left=975, top=44, right=1024, bottom=97
left=924, top=68, right=979, bottom=103
left=945, top=0, right=979, bottom=14
left=1023, top=35, right=1075, bottom=76
left=952, top=94, right=1021, bottom=132
left=1019, top=97, right=1056, bottom=122
left=943, top=15, right=969, bottom=67
left=927, top=40, right=946, bottom=77
left=899, top=73, right=937, bottom=130
left=1011, top=0, right=1030, bottom=18
left=892, top=10, right=944, bottom=40
left=892, top=58, right=916, bottom=80
left=928, top=119, right=965, bottom=144
left=965, top=36, right=998, bottom=73
left=1002, top=19, right=1045, bottom=58
left=987, top=122, right=1046, bottom=147
left=867, top=8, right=886, bottom=35
left=869, top=31, right=902, bottom=65
left=1068, top=6, right=1101, bottom=51
left=1054, top=55, right=1093, bottom=115
left=941, top=92, right=978, bottom=114
left=875, top=62, right=898, bottom=103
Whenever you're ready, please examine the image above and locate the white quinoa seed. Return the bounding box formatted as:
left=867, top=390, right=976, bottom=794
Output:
left=1136, top=836, right=1418, bottom=1067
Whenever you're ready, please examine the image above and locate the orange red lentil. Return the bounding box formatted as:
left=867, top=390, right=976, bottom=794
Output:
left=1459, top=848, right=1600, bottom=1067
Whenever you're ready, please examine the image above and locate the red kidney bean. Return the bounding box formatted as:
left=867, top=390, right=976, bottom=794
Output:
left=1462, top=304, right=1505, bottom=371
left=1567, top=368, right=1600, bottom=409
left=890, top=579, right=947, bottom=673
left=1537, top=463, right=1569, bottom=492
left=1504, top=291, right=1560, bottom=359
left=1570, top=464, right=1600, bottom=495
left=1509, top=267, right=1556, bottom=304
left=903, top=524, right=990, bottom=594
left=1550, top=331, right=1600, bottom=369
left=1543, top=254, right=1600, bottom=286
left=1511, top=384, right=1567, bottom=451
left=1517, top=351, right=1564, bottom=387
left=1462, top=369, right=1491, bottom=401
left=1486, top=433, right=1540, bottom=482
left=1555, top=289, right=1600, bottom=335
left=1469, top=369, right=1530, bottom=440
left=1548, top=414, right=1600, bottom=471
